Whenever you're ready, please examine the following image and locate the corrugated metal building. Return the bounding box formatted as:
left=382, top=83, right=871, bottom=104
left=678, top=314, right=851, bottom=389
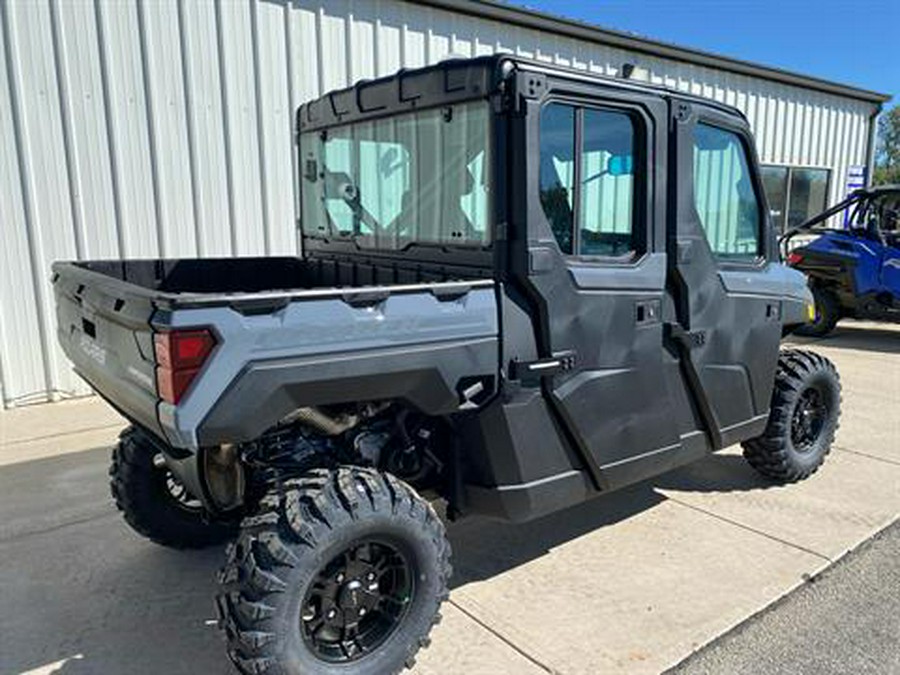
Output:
left=0, top=0, right=890, bottom=407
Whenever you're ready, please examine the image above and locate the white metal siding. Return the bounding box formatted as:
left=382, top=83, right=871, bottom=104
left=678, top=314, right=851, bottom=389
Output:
left=0, top=0, right=878, bottom=407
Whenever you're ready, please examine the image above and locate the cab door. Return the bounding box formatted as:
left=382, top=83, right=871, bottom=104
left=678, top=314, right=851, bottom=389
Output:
left=668, top=99, right=783, bottom=448
left=509, top=75, right=696, bottom=490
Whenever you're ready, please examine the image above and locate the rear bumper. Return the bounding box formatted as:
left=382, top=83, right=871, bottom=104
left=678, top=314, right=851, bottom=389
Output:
left=72, top=365, right=162, bottom=441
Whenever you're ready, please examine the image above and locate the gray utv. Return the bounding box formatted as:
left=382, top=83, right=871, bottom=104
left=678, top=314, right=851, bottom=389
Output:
left=53, top=55, right=841, bottom=675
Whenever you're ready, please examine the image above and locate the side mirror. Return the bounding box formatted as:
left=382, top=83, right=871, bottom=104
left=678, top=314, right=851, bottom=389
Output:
left=695, top=126, right=734, bottom=152
left=607, top=155, right=633, bottom=177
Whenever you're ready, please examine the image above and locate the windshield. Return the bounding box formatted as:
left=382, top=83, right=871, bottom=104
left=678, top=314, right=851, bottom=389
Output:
left=300, top=101, right=492, bottom=250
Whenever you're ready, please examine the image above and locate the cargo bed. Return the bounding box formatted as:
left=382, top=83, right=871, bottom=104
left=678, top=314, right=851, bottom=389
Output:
left=61, top=256, right=490, bottom=306
left=52, top=257, right=499, bottom=450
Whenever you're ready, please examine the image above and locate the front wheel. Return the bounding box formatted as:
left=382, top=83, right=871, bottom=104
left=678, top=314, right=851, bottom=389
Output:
left=216, top=467, right=451, bottom=675
left=742, top=349, right=841, bottom=482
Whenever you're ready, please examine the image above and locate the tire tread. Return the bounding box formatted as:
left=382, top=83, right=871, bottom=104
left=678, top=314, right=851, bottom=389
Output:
left=742, top=348, right=841, bottom=482
left=110, top=427, right=235, bottom=549
left=218, top=466, right=450, bottom=675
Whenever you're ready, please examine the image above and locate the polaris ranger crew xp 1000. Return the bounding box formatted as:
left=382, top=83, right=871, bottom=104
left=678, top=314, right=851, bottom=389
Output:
left=52, top=55, right=841, bottom=675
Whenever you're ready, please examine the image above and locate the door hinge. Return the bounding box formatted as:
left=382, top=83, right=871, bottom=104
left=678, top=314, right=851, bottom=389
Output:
left=516, top=72, right=546, bottom=100
left=666, top=323, right=706, bottom=349
left=509, top=71, right=547, bottom=112
left=673, top=101, right=692, bottom=124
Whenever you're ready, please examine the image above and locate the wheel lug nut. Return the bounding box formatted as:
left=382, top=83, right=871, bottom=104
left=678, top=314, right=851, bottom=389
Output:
left=336, top=573, right=344, bottom=583
left=327, top=609, right=336, bottom=619
left=367, top=572, right=375, bottom=581
left=359, top=608, right=366, bottom=616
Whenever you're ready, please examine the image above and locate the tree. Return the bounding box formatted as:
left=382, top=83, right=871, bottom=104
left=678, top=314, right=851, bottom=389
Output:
left=874, top=105, right=900, bottom=185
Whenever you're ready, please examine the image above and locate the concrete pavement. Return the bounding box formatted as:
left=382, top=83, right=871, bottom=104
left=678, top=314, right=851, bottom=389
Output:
left=1, top=321, right=898, bottom=675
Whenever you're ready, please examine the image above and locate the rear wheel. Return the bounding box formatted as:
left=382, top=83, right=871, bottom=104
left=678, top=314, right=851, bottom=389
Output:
left=742, top=349, right=841, bottom=482
left=110, top=427, right=236, bottom=549
left=794, top=286, right=840, bottom=337
left=217, top=466, right=450, bottom=675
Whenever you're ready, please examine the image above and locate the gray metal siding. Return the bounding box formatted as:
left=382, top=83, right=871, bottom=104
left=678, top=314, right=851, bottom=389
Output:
left=0, top=0, right=878, bottom=407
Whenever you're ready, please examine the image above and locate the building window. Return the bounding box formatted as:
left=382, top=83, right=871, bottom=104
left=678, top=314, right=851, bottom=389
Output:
left=788, top=168, right=830, bottom=229
left=760, top=166, right=789, bottom=232
left=692, top=123, right=762, bottom=261
left=539, top=102, right=639, bottom=257
left=760, top=164, right=831, bottom=232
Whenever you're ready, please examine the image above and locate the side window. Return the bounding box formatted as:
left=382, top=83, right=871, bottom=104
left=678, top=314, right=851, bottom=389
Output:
left=692, top=124, right=762, bottom=260
left=539, top=102, right=639, bottom=257
left=539, top=103, right=576, bottom=254
left=579, top=109, right=636, bottom=256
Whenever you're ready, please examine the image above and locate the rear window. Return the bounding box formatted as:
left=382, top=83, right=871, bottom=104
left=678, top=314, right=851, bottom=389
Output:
left=300, top=101, right=492, bottom=250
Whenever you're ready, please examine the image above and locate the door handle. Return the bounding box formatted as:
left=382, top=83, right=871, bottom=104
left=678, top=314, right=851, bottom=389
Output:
left=635, top=299, right=661, bottom=325
left=509, top=350, right=576, bottom=384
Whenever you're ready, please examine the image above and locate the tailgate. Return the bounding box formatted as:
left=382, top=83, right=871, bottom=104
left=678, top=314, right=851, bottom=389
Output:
left=52, top=262, right=162, bottom=438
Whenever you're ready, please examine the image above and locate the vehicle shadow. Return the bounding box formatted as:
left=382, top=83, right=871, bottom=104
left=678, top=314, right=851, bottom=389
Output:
left=651, top=452, right=779, bottom=494
left=788, top=322, right=900, bottom=355
left=448, top=482, right=664, bottom=587
left=0, top=444, right=776, bottom=675
left=3, top=539, right=233, bottom=675
left=0, top=445, right=233, bottom=675
left=447, top=451, right=777, bottom=588
left=2, top=449, right=667, bottom=674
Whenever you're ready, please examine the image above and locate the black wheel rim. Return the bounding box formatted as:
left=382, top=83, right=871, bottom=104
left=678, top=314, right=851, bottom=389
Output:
left=792, top=386, right=828, bottom=452
left=300, top=539, right=415, bottom=663
left=162, top=470, right=203, bottom=512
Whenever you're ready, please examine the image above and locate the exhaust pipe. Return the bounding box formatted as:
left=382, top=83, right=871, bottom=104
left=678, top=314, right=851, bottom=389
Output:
left=281, top=406, right=360, bottom=436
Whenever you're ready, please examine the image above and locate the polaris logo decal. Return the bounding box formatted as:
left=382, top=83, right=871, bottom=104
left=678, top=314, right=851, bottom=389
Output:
left=885, top=258, right=900, bottom=270
left=79, top=334, right=107, bottom=366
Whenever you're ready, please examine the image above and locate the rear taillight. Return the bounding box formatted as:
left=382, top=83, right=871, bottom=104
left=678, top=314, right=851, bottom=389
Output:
left=787, top=252, right=804, bottom=266
left=153, top=329, right=216, bottom=404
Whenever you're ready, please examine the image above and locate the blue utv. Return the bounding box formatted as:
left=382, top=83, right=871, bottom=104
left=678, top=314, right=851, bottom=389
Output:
left=784, top=185, right=900, bottom=337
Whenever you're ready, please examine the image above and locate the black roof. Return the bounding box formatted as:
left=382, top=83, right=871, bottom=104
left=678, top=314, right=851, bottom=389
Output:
left=297, top=54, right=746, bottom=133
